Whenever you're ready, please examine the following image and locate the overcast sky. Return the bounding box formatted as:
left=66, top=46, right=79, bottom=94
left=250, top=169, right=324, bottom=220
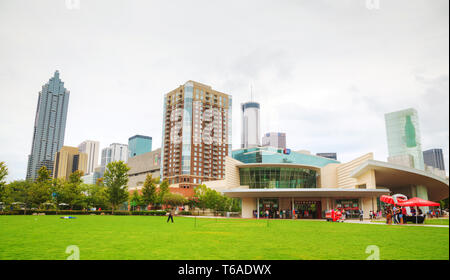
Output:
left=0, top=0, right=448, bottom=182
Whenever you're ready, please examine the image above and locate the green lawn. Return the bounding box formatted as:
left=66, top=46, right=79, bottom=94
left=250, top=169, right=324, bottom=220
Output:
left=0, top=215, right=448, bottom=260
left=425, top=218, right=449, bottom=225
left=371, top=218, right=449, bottom=225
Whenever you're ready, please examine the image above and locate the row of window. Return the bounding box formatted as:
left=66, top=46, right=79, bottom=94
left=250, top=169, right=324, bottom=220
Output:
left=239, top=167, right=317, bottom=189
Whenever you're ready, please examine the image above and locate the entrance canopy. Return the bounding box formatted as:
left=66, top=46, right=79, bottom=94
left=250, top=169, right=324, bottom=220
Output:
left=350, top=160, right=449, bottom=201
left=223, top=188, right=390, bottom=198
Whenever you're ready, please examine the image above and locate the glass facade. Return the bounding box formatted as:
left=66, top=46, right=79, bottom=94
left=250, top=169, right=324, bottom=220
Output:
left=128, top=135, right=152, bottom=158
left=26, top=71, right=70, bottom=180
left=239, top=166, right=317, bottom=188
left=385, top=108, right=424, bottom=170
left=233, top=146, right=339, bottom=167
left=181, top=82, right=193, bottom=175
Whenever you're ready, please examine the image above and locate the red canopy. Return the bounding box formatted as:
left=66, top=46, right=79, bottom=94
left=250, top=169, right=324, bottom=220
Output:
left=380, top=195, right=407, bottom=205
left=397, top=197, right=440, bottom=207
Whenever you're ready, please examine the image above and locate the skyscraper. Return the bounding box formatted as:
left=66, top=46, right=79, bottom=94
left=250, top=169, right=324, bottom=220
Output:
left=161, top=81, right=232, bottom=189
left=262, top=132, right=286, bottom=149
left=385, top=108, right=429, bottom=207
left=101, top=143, right=128, bottom=167
left=78, top=140, right=100, bottom=175
left=241, top=102, right=260, bottom=148
left=128, top=135, right=152, bottom=158
left=423, top=148, right=445, bottom=171
left=53, top=146, right=88, bottom=180
left=385, top=108, right=425, bottom=170
left=26, top=71, right=70, bottom=180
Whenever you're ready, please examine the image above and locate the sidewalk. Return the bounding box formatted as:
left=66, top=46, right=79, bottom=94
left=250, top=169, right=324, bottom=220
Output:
left=344, top=219, right=449, bottom=228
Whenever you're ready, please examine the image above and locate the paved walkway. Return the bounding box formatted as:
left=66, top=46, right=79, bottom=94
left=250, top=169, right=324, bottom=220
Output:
left=181, top=215, right=449, bottom=228
left=344, top=219, right=449, bottom=228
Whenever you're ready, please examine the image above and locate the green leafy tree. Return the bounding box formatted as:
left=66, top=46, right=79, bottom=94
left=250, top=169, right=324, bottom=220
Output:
left=141, top=174, right=158, bottom=209
left=3, top=180, right=33, bottom=210
left=83, top=184, right=109, bottom=210
left=28, top=166, right=52, bottom=209
left=193, top=184, right=209, bottom=212
left=96, top=177, right=104, bottom=186
left=163, top=192, right=188, bottom=208
left=130, top=190, right=143, bottom=211
left=104, top=161, right=130, bottom=213
left=157, top=179, right=170, bottom=208
left=36, top=166, right=51, bottom=183
left=0, top=162, right=8, bottom=203
left=29, top=180, right=51, bottom=209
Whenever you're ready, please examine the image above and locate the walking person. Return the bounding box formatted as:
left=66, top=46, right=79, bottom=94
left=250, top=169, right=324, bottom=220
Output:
left=167, top=208, right=174, bottom=223
left=359, top=209, right=364, bottom=221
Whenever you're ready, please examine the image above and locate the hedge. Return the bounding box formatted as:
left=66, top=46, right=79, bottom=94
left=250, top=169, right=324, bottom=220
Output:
left=178, top=211, right=192, bottom=215
left=0, top=210, right=167, bottom=216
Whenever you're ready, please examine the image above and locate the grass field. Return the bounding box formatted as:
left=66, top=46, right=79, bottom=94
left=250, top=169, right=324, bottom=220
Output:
left=0, top=215, right=448, bottom=260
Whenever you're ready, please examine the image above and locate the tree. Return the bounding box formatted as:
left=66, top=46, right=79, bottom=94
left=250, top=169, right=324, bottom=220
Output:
left=36, top=166, right=51, bottom=183
left=96, top=177, right=104, bottom=186
left=83, top=184, right=109, bottom=210
left=157, top=179, right=170, bottom=208
left=163, top=192, right=188, bottom=208
left=0, top=162, right=8, bottom=203
left=141, top=174, right=158, bottom=209
left=104, top=161, right=130, bottom=213
left=130, top=190, right=143, bottom=211
left=193, top=184, right=239, bottom=213
left=29, top=180, right=51, bottom=209
left=68, top=170, right=84, bottom=185
left=193, top=184, right=209, bottom=212
left=3, top=180, right=33, bottom=210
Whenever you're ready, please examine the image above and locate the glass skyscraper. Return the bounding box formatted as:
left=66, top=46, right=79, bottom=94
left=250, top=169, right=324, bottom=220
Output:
left=26, top=71, right=70, bottom=180
left=423, top=148, right=445, bottom=171
left=128, top=135, right=152, bottom=158
left=384, top=108, right=425, bottom=170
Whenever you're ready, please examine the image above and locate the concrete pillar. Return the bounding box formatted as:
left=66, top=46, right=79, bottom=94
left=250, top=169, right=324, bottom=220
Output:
left=242, top=197, right=256, bottom=219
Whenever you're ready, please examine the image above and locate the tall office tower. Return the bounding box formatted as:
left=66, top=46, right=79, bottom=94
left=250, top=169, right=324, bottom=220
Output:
left=241, top=102, right=260, bottom=148
left=53, top=146, right=88, bottom=180
left=316, top=153, right=337, bottom=160
left=262, top=132, right=286, bottom=149
left=161, top=81, right=232, bottom=189
left=26, top=71, right=70, bottom=180
left=78, top=140, right=100, bottom=175
left=385, top=108, right=424, bottom=170
left=423, top=149, right=445, bottom=171
left=128, top=135, right=152, bottom=158
left=385, top=108, right=429, bottom=208
left=101, top=143, right=128, bottom=167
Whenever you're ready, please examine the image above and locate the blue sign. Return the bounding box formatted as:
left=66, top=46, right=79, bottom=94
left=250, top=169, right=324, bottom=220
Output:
left=283, top=149, right=291, bottom=155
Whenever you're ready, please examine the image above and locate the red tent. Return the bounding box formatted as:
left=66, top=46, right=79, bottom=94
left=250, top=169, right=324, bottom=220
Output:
left=397, top=197, right=440, bottom=207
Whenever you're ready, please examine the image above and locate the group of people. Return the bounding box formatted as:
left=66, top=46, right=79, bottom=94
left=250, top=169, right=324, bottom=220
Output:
left=253, top=209, right=292, bottom=219
left=384, top=205, right=423, bottom=224
left=427, top=209, right=442, bottom=218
